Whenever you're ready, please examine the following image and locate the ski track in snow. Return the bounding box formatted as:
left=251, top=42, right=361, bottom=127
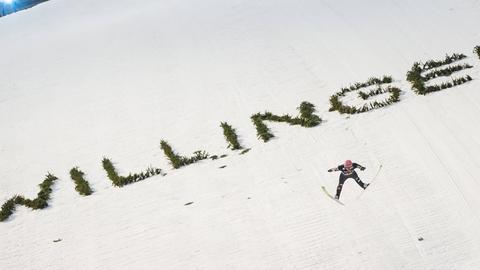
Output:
left=1, top=0, right=480, bottom=269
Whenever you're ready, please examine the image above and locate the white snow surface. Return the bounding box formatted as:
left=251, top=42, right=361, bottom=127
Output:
left=1, top=0, right=480, bottom=269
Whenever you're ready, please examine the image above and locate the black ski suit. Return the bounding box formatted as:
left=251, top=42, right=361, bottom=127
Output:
left=329, top=163, right=368, bottom=199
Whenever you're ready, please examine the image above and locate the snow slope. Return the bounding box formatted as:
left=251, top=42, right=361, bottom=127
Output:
left=1, top=0, right=480, bottom=269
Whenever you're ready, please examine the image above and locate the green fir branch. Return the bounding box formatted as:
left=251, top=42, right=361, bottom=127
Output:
left=357, top=86, right=388, bottom=100
left=406, top=53, right=473, bottom=95
left=0, top=173, right=58, bottom=222
left=160, top=140, right=209, bottom=169
left=338, top=75, right=392, bottom=96
left=220, top=122, right=243, bottom=150
left=102, top=158, right=163, bottom=187
left=422, top=53, right=466, bottom=71
left=70, top=167, right=93, bottom=196
left=423, top=64, right=473, bottom=80
left=329, top=76, right=401, bottom=114
left=251, top=101, right=321, bottom=142
left=251, top=114, right=275, bottom=142
left=0, top=197, right=18, bottom=222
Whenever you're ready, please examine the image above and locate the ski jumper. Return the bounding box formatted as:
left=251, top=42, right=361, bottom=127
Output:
left=330, top=162, right=368, bottom=199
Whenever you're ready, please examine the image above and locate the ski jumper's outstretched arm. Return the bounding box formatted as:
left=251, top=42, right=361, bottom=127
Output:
left=327, top=165, right=342, bottom=172
left=352, top=163, right=366, bottom=171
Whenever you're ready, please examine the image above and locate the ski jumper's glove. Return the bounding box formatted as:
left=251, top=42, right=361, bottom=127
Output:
left=359, top=166, right=366, bottom=171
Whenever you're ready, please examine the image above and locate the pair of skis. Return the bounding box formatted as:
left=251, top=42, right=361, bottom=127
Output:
left=321, top=165, right=383, bottom=206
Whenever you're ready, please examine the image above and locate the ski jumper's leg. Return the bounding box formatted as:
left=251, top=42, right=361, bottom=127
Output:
left=335, top=174, right=348, bottom=199
left=352, top=171, right=368, bottom=189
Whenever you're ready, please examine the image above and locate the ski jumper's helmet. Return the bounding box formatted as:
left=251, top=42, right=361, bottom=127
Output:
left=344, top=160, right=353, bottom=169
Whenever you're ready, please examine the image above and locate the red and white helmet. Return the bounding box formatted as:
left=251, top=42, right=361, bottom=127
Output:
left=344, top=160, right=353, bottom=169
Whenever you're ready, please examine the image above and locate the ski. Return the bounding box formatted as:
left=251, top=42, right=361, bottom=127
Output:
left=321, top=186, right=345, bottom=206
left=356, top=164, right=383, bottom=200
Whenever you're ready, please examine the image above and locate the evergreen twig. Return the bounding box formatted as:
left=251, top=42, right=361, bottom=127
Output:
left=70, top=167, right=94, bottom=196
left=0, top=173, right=58, bottom=222
left=160, top=140, right=209, bottom=169
left=474, top=46, right=480, bottom=59
left=220, top=122, right=243, bottom=150
left=251, top=101, right=321, bottom=142
left=102, top=158, right=163, bottom=187
left=329, top=76, right=401, bottom=114
left=406, top=53, right=473, bottom=95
